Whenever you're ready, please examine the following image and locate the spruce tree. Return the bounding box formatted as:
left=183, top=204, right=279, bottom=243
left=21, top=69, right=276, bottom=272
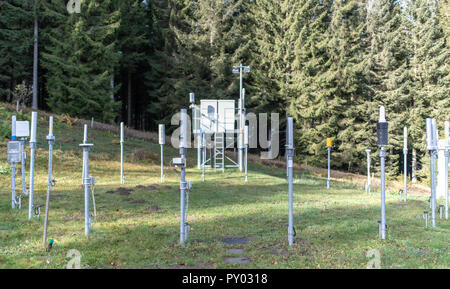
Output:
left=40, top=0, right=120, bottom=121
left=0, top=0, right=33, bottom=101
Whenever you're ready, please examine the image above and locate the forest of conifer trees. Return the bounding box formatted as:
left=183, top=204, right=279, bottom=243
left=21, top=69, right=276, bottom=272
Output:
left=0, top=0, right=449, bottom=177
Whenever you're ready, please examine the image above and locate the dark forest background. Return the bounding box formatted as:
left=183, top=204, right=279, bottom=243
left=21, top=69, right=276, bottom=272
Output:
left=0, top=0, right=449, bottom=179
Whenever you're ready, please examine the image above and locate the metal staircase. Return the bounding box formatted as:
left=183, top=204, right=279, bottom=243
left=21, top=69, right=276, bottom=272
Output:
left=214, top=132, right=225, bottom=172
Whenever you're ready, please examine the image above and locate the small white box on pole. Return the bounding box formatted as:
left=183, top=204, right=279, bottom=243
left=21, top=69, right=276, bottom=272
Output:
left=16, top=121, right=30, bottom=138
left=159, top=124, right=165, bottom=145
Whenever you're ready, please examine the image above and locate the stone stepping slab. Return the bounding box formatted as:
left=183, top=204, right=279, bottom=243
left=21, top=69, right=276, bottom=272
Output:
left=227, top=248, right=245, bottom=254
left=222, top=237, right=249, bottom=245
left=224, top=257, right=251, bottom=264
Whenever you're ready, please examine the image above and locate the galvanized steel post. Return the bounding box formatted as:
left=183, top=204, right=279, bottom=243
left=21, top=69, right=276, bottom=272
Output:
left=120, top=122, right=124, bottom=184
left=403, top=127, right=408, bottom=202
left=179, top=109, right=188, bottom=245
left=426, top=118, right=438, bottom=228
left=377, top=106, right=388, bottom=239
left=28, top=112, right=38, bottom=220
left=159, top=124, right=165, bottom=183
left=43, top=116, right=55, bottom=247
left=286, top=117, right=294, bottom=246
left=445, top=121, right=449, bottom=220
left=80, top=126, right=93, bottom=236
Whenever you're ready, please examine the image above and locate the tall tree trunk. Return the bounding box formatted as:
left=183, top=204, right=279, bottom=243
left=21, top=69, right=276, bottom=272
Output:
left=109, top=74, right=114, bottom=124
left=412, top=148, right=417, bottom=183
left=32, top=1, right=38, bottom=110
left=127, top=71, right=132, bottom=127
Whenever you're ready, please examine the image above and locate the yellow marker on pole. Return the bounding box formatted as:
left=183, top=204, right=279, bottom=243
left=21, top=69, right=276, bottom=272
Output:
left=326, top=138, right=332, bottom=189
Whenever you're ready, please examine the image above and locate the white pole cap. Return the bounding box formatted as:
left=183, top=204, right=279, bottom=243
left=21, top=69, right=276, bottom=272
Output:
left=403, top=126, right=407, bottom=150
left=159, top=124, right=165, bottom=145
left=48, top=116, right=54, bottom=137
left=120, top=122, right=124, bottom=143
left=30, top=112, right=38, bottom=143
left=379, top=106, right=386, bottom=123
left=11, top=115, right=16, bottom=140
left=83, top=124, right=88, bottom=143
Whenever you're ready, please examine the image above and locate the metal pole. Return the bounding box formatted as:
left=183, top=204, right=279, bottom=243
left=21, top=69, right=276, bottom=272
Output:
left=120, top=122, right=124, bottom=184
left=11, top=163, right=16, bottom=209
left=79, top=126, right=93, bottom=236
left=43, top=116, right=55, bottom=247
left=21, top=138, right=26, bottom=197
left=286, top=117, right=294, bottom=246
left=426, top=118, right=437, bottom=228
left=82, top=124, right=87, bottom=183
left=202, top=132, right=206, bottom=182
left=159, top=124, right=165, bottom=183
left=445, top=121, right=449, bottom=220
left=244, top=125, right=249, bottom=182
left=403, top=127, right=408, bottom=202
left=179, top=109, right=188, bottom=245
left=197, top=128, right=201, bottom=170
left=83, top=147, right=90, bottom=236
left=380, top=147, right=386, bottom=239
left=327, top=147, right=331, bottom=189
left=366, top=149, right=371, bottom=194
left=238, top=65, right=243, bottom=172
left=377, top=106, right=388, bottom=239
left=28, top=112, right=37, bottom=220
left=430, top=150, right=437, bottom=228
left=161, top=144, right=164, bottom=182
left=11, top=116, right=17, bottom=209
left=445, top=146, right=449, bottom=220
left=189, top=93, right=201, bottom=170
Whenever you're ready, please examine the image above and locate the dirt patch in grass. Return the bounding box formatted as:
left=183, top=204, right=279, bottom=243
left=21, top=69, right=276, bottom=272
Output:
left=118, top=188, right=133, bottom=195
left=105, top=187, right=134, bottom=195
left=135, top=184, right=158, bottom=191
left=146, top=205, right=161, bottom=211
left=167, top=262, right=216, bottom=269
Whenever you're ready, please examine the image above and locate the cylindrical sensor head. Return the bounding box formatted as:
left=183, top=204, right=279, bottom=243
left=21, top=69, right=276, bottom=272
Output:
left=120, top=122, right=124, bottom=143
left=377, top=122, right=388, bottom=146
left=379, top=106, right=386, bottom=123
left=403, top=126, right=407, bottom=151
left=11, top=115, right=17, bottom=140
left=326, top=137, right=332, bottom=148
left=287, top=117, right=294, bottom=149
left=180, top=109, right=188, bottom=148
left=83, top=124, right=88, bottom=143
left=432, top=118, right=438, bottom=147
left=244, top=125, right=249, bottom=146
left=426, top=118, right=433, bottom=149
left=159, top=124, right=165, bottom=145
left=377, top=106, right=388, bottom=146
left=30, top=111, right=38, bottom=143
left=189, top=92, right=195, bottom=104
left=49, top=116, right=54, bottom=137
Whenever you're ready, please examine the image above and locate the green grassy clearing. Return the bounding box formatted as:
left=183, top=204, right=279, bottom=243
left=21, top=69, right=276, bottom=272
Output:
left=0, top=113, right=448, bottom=269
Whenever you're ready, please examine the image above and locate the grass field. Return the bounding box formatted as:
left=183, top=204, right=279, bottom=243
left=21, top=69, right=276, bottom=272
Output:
left=0, top=113, right=448, bottom=269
